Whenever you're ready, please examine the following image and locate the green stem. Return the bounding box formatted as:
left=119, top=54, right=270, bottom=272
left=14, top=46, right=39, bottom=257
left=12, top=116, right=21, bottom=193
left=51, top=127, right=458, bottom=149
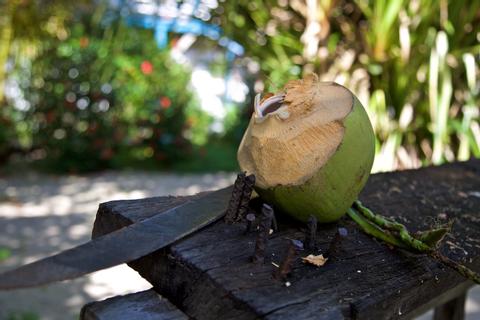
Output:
left=346, top=208, right=407, bottom=249
left=415, top=224, right=452, bottom=248
left=354, top=201, right=432, bottom=252
left=348, top=201, right=480, bottom=285
left=432, top=252, right=480, bottom=284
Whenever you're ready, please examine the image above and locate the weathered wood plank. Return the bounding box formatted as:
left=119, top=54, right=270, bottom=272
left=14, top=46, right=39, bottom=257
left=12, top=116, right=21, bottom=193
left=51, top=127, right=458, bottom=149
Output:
left=93, top=159, right=480, bottom=319
left=80, top=289, right=188, bottom=320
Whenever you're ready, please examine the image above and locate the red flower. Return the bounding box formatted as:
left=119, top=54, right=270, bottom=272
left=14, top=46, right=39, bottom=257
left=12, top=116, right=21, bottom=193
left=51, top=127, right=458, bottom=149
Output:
left=101, top=148, right=114, bottom=160
left=155, top=152, right=166, bottom=161
left=88, top=122, right=98, bottom=133
left=141, top=60, right=153, bottom=75
left=46, top=111, right=56, bottom=123
left=79, top=37, right=89, bottom=48
left=159, top=96, right=171, bottom=109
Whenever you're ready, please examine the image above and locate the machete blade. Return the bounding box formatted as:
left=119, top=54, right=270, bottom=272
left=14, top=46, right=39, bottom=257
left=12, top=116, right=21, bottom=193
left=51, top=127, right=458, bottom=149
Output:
left=0, top=186, right=232, bottom=290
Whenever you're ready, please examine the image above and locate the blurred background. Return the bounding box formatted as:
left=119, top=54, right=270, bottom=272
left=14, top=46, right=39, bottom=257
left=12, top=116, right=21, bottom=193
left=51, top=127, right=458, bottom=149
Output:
left=0, top=0, right=479, bottom=319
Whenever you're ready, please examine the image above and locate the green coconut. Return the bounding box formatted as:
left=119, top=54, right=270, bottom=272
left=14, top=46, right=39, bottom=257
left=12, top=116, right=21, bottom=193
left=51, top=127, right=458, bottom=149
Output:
left=237, top=75, right=375, bottom=223
left=237, top=75, right=480, bottom=283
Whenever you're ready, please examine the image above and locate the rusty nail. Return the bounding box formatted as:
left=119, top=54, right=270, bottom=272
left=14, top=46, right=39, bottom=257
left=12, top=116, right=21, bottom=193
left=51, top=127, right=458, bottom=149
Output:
left=304, top=215, right=317, bottom=251
left=252, top=204, right=274, bottom=263
left=271, top=210, right=278, bottom=232
left=244, top=173, right=256, bottom=189
left=245, top=213, right=256, bottom=234
left=274, top=239, right=304, bottom=280
left=326, top=227, right=348, bottom=259
left=237, top=174, right=256, bottom=221
left=224, top=172, right=246, bottom=224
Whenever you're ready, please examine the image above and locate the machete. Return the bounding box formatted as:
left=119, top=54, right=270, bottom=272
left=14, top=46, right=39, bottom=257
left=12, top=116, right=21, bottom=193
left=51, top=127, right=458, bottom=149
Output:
left=0, top=186, right=232, bottom=290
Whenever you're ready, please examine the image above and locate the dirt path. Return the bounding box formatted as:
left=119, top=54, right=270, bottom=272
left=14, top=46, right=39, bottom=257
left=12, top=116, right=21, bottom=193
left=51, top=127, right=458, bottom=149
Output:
left=0, top=171, right=235, bottom=320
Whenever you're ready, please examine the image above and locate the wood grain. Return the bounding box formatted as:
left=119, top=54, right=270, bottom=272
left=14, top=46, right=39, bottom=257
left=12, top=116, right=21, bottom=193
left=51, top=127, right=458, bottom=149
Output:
left=81, top=289, right=188, bottom=320
left=93, top=159, right=480, bottom=319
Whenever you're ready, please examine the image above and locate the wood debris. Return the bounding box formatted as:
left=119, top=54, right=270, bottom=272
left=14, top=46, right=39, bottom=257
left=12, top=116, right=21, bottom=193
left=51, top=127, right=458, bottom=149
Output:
left=301, top=254, right=328, bottom=267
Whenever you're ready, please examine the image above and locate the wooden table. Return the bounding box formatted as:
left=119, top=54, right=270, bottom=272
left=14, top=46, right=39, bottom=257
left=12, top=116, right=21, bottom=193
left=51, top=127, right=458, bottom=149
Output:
left=82, top=160, right=480, bottom=319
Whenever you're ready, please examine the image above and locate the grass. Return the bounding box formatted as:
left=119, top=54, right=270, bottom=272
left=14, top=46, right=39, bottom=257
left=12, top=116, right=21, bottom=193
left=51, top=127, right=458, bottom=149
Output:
left=6, top=312, right=40, bottom=320
left=0, top=248, right=11, bottom=262
left=172, top=141, right=239, bottom=172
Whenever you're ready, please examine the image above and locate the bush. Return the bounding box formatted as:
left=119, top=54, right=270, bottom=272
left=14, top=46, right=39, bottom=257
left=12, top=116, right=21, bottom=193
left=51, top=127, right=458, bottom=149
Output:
left=3, top=6, right=211, bottom=172
left=215, top=0, right=480, bottom=171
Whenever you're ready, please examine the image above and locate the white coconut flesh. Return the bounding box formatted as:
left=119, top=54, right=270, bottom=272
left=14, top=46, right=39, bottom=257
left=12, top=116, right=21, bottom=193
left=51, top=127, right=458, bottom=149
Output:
left=238, top=80, right=354, bottom=190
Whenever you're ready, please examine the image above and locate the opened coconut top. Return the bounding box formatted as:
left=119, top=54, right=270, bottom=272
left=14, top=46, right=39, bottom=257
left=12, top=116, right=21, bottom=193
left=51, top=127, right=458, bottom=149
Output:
left=238, top=75, right=354, bottom=188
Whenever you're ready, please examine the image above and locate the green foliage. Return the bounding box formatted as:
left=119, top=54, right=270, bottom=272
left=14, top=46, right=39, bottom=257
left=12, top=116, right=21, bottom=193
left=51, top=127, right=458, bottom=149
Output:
left=2, top=1, right=479, bottom=172
left=216, top=0, right=480, bottom=171
left=216, top=0, right=304, bottom=91
left=173, top=140, right=240, bottom=172
left=2, top=3, right=211, bottom=172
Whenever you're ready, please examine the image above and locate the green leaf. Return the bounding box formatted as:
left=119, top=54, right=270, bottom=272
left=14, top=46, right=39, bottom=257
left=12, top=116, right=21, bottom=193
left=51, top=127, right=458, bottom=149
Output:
left=414, top=223, right=453, bottom=248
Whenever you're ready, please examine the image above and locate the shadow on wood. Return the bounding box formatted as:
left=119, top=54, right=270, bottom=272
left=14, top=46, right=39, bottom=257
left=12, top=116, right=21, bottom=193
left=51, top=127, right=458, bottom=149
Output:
left=92, top=159, right=480, bottom=319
